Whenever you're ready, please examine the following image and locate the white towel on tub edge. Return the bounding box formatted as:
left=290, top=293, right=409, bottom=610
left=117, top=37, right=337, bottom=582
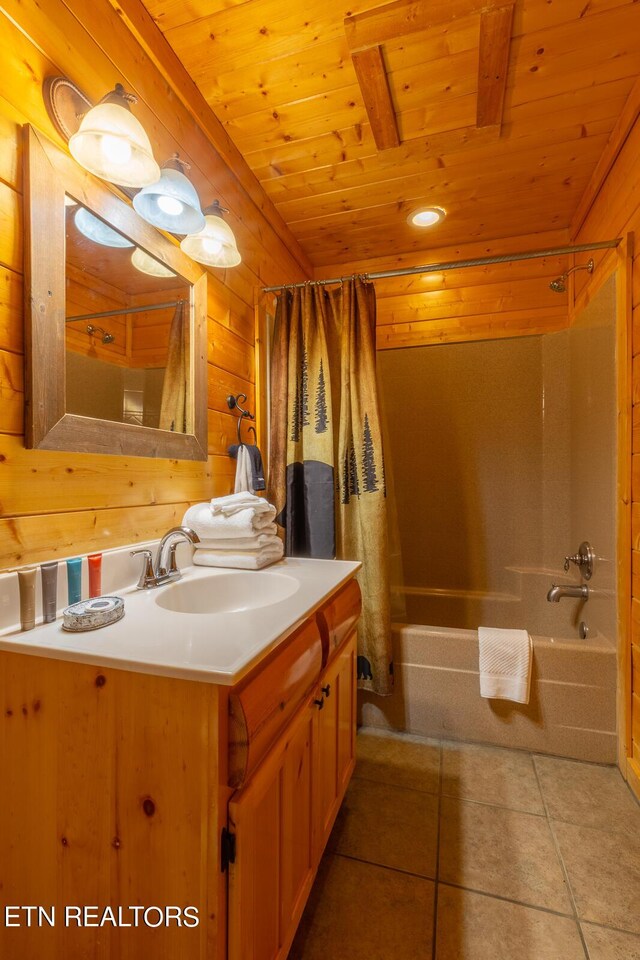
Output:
left=478, top=626, right=533, bottom=704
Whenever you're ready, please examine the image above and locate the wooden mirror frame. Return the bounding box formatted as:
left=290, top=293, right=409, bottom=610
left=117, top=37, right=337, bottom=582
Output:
left=23, top=124, right=208, bottom=460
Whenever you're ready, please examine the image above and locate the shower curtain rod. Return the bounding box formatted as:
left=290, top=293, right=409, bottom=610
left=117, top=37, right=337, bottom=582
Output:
left=261, top=239, right=620, bottom=292
left=65, top=299, right=187, bottom=323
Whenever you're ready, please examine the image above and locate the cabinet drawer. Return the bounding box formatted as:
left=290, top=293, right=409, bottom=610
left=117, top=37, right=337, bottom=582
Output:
left=228, top=618, right=323, bottom=788
left=317, top=579, right=362, bottom=664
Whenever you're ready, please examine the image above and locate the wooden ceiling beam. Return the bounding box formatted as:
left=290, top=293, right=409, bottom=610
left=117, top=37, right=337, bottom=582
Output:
left=476, top=2, right=515, bottom=131
left=351, top=45, right=400, bottom=151
left=345, top=0, right=504, bottom=51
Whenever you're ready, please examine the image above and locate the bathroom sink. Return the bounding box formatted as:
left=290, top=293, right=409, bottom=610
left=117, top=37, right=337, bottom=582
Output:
left=154, top=571, right=300, bottom=615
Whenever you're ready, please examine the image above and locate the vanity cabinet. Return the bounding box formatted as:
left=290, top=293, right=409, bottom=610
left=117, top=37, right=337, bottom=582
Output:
left=313, top=631, right=357, bottom=858
left=227, top=629, right=358, bottom=960
left=0, top=570, right=361, bottom=960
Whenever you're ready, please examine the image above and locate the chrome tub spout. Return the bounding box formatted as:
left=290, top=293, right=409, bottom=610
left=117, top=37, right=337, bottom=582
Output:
left=546, top=583, right=589, bottom=603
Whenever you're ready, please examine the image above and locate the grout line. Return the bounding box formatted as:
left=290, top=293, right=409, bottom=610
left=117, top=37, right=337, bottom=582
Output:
left=577, top=917, right=640, bottom=939
left=431, top=741, right=443, bottom=960
left=532, top=755, right=591, bottom=960
left=332, top=853, right=579, bottom=923
left=351, top=771, right=440, bottom=797
left=437, top=880, right=576, bottom=920
left=439, top=791, right=548, bottom=817
left=333, top=851, right=436, bottom=883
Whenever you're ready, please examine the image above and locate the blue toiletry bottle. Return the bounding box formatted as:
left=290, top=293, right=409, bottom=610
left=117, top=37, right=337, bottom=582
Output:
left=66, top=557, right=82, bottom=605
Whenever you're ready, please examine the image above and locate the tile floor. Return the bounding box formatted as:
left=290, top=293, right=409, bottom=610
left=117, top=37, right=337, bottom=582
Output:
left=288, top=729, right=640, bottom=960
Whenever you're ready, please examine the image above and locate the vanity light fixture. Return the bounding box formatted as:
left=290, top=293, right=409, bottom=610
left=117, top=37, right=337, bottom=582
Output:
left=66, top=83, right=160, bottom=188
left=408, top=206, right=446, bottom=227
left=180, top=201, right=241, bottom=268
left=133, top=155, right=205, bottom=234
left=131, top=247, right=177, bottom=279
left=74, top=207, right=135, bottom=248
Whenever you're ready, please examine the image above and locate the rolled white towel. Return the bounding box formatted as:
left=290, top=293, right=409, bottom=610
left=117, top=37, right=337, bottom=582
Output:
left=478, top=626, right=533, bottom=704
left=210, top=492, right=272, bottom=516
left=195, top=530, right=278, bottom=551
left=193, top=538, right=284, bottom=570
left=183, top=502, right=276, bottom=540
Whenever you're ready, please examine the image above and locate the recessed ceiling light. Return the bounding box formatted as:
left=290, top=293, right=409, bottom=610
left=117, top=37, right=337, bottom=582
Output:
left=408, top=207, right=446, bottom=227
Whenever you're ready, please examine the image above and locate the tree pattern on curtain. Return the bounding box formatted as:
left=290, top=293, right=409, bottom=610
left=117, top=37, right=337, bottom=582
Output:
left=268, top=279, right=393, bottom=695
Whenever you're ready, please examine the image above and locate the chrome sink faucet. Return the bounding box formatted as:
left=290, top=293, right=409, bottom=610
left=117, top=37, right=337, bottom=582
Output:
left=131, top=526, right=200, bottom=589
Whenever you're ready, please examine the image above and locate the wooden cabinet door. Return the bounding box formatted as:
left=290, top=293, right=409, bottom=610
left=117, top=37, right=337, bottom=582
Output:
left=313, top=630, right=357, bottom=859
left=227, top=702, right=316, bottom=960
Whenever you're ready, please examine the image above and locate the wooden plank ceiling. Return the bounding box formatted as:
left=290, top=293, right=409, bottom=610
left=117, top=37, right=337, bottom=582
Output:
left=141, top=0, right=640, bottom=267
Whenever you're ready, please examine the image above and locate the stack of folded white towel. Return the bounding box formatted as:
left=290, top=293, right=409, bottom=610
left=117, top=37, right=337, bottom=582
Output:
left=183, top=493, right=284, bottom=570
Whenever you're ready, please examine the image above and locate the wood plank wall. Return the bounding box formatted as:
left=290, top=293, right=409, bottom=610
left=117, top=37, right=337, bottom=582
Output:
left=571, top=107, right=640, bottom=792
left=0, top=2, right=309, bottom=571
left=314, top=229, right=572, bottom=349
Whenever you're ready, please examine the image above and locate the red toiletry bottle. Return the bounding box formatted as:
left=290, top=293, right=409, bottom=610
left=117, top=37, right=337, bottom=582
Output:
left=88, top=553, right=102, bottom=598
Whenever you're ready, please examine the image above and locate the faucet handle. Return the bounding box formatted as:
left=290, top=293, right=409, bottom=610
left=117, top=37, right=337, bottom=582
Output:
left=130, top=548, right=156, bottom=589
left=563, top=542, right=595, bottom=580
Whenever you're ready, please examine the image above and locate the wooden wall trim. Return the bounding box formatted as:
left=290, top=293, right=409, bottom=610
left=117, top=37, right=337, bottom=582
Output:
left=617, top=233, right=634, bottom=770
left=570, top=76, right=640, bottom=241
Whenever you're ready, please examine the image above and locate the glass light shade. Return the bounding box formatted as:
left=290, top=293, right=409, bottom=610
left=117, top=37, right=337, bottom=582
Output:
left=133, top=167, right=205, bottom=233
left=131, top=247, right=176, bottom=278
left=180, top=208, right=241, bottom=267
left=69, top=102, right=160, bottom=188
left=74, top=207, right=135, bottom=248
left=408, top=207, right=446, bottom=227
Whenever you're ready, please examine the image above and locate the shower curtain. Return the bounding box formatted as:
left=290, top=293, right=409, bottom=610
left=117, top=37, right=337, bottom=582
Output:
left=159, top=301, right=190, bottom=433
left=269, top=279, right=393, bottom=695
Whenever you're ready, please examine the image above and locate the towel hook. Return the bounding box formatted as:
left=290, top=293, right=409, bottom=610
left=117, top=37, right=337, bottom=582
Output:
left=226, top=394, right=255, bottom=453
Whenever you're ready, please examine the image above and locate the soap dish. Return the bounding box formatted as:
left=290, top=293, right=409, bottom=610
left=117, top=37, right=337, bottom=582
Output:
left=62, top=596, right=125, bottom=632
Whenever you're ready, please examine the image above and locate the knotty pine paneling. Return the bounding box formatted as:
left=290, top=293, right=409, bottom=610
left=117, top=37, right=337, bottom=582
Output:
left=314, top=229, right=571, bottom=350
left=143, top=0, right=640, bottom=265
left=0, top=5, right=307, bottom=571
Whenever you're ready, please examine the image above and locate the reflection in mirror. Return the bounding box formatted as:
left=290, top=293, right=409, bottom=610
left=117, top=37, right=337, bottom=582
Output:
left=64, top=196, right=192, bottom=433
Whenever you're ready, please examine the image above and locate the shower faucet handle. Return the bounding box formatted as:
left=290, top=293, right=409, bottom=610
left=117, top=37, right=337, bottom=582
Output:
left=563, top=542, right=595, bottom=580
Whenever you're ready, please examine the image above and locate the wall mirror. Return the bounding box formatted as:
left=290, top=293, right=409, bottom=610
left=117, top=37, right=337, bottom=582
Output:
left=24, top=125, right=208, bottom=460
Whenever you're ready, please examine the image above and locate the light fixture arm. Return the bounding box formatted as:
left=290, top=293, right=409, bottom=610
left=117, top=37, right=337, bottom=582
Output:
left=98, top=83, right=137, bottom=110
left=203, top=200, right=229, bottom=217
left=163, top=153, right=191, bottom=174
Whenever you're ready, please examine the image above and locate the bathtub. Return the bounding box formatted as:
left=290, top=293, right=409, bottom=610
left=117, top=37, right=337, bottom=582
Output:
left=359, top=579, right=617, bottom=763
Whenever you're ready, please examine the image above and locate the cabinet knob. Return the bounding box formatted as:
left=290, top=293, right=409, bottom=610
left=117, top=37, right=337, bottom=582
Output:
left=314, top=697, right=324, bottom=710
left=321, top=684, right=331, bottom=698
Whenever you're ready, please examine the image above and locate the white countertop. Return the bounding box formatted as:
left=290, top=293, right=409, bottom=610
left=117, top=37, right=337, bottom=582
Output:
left=0, top=557, right=361, bottom=685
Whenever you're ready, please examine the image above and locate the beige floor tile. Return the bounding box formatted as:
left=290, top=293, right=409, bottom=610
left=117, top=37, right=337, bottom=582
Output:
left=441, top=740, right=544, bottom=813
left=581, top=923, right=640, bottom=959
left=534, top=755, right=640, bottom=834
left=435, top=885, right=585, bottom=960
left=287, top=854, right=434, bottom=960
left=553, top=821, right=640, bottom=934
left=355, top=728, right=441, bottom=794
left=439, top=797, right=572, bottom=913
left=329, top=777, right=439, bottom=878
